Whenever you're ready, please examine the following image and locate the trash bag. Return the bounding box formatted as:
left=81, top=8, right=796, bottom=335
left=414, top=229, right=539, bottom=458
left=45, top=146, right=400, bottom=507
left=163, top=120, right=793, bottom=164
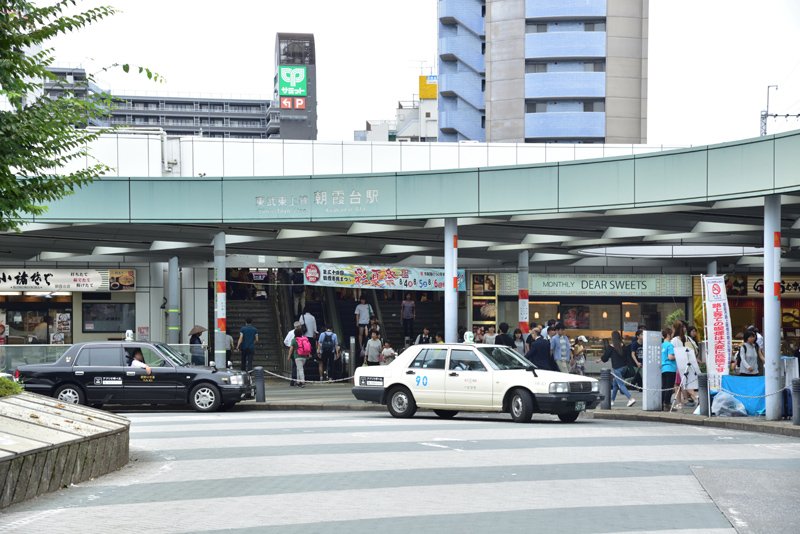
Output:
left=711, top=391, right=747, bottom=417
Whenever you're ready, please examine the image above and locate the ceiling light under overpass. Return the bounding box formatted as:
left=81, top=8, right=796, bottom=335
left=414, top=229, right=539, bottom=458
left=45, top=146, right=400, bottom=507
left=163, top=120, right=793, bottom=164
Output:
left=577, top=245, right=764, bottom=259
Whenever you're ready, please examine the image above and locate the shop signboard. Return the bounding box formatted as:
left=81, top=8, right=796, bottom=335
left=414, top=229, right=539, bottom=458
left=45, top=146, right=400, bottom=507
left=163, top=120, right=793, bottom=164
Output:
left=529, top=274, right=692, bottom=297
left=0, top=268, right=135, bottom=292
left=303, top=262, right=466, bottom=292
left=703, top=275, right=732, bottom=390
left=278, top=65, right=307, bottom=97
left=747, top=275, right=800, bottom=298
left=471, top=274, right=497, bottom=325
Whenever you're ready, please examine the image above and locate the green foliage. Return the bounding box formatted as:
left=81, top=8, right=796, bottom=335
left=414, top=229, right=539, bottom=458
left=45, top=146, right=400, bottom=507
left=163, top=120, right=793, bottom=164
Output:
left=664, top=308, right=685, bottom=329
left=0, top=0, right=118, bottom=231
left=0, top=376, right=23, bottom=397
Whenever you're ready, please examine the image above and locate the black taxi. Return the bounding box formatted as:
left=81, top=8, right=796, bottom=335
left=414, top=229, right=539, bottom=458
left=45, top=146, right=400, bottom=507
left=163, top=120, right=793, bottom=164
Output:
left=15, top=342, right=254, bottom=412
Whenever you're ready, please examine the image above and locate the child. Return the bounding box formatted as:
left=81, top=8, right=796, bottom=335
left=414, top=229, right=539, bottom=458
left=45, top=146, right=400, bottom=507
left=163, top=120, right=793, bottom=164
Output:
left=380, top=341, right=397, bottom=365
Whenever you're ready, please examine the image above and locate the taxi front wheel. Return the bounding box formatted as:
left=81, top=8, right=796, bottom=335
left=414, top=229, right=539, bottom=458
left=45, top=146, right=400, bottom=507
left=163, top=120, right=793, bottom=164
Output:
left=509, top=389, right=534, bottom=423
left=189, top=384, right=221, bottom=412
left=387, top=387, right=417, bottom=418
left=54, top=384, right=85, bottom=406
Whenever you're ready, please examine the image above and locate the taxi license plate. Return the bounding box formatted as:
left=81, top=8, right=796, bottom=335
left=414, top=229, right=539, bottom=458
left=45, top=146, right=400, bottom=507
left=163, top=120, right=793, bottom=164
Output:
left=575, top=401, right=586, bottom=411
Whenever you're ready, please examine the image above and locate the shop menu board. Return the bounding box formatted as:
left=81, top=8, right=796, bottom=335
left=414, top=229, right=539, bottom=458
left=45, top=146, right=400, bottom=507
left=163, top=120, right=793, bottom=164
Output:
left=472, top=274, right=497, bottom=325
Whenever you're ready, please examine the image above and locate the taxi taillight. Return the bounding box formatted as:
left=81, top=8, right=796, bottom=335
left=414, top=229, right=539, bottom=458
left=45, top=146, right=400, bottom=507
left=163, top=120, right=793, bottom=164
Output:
left=13, top=369, right=20, bottom=380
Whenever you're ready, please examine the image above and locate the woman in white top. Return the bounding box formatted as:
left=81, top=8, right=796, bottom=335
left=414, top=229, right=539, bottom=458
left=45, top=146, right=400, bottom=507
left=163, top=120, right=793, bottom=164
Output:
left=671, top=321, right=697, bottom=408
left=512, top=328, right=526, bottom=355
left=735, top=330, right=764, bottom=376
left=483, top=325, right=497, bottom=345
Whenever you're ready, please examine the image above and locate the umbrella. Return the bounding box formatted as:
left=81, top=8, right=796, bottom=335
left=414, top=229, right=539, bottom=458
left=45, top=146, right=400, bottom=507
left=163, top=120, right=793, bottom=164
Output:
left=189, top=325, right=207, bottom=336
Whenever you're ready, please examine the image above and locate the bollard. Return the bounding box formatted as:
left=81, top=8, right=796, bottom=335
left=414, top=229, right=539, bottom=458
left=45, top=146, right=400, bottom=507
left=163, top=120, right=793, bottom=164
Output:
left=254, top=366, right=266, bottom=403
left=599, top=369, right=611, bottom=410
left=792, top=378, right=800, bottom=426
left=698, top=373, right=710, bottom=416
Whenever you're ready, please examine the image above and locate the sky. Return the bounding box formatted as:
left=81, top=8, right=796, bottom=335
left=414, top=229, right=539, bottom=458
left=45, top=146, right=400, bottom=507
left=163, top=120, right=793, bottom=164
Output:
left=48, top=0, right=800, bottom=145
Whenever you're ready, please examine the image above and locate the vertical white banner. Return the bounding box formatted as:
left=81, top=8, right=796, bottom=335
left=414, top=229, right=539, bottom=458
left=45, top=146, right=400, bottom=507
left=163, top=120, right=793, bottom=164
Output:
left=703, top=276, right=732, bottom=390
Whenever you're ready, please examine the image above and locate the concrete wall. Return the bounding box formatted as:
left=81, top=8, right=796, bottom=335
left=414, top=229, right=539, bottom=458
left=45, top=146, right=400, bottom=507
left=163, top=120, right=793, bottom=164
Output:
left=0, top=393, right=129, bottom=509
left=486, top=0, right=526, bottom=143
left=605, top=0, right=648, bottom=143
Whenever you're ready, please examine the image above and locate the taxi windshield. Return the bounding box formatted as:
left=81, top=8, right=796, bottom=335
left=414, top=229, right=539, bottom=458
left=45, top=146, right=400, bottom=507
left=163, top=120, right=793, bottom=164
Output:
left=476, top=346, right=532, bottom=370
left=155, top=343, right=191, bottom=366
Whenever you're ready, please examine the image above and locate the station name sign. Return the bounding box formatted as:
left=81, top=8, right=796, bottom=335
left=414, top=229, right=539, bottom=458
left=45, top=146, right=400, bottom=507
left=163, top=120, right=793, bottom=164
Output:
left=530, top=274, right=692, bottom=297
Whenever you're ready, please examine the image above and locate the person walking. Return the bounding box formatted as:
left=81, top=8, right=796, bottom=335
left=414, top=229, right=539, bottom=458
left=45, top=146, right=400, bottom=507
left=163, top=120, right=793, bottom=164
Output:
left=288, top=326, right=312, bottom=388
left=188, top=325, right=206, bottom=366
left=571, top=335, right=588, bottom=375
left=549, top=323, right=572, bottom=374
left=414, top=326, right=434, bottom=345
left=236, top=317, right=258, bottom=372
left=495, top=322, right=516, bottom=349
left=524, top=328, right=559, bottom=372
left=483, top=325, right=498, bottom=345
left=400, top=293, right=416, bottom=345
left=734, top=330, right=764, bottom=376
left=354, top=296, right=371, bottom=347
left=299, top=307, right=318, bottom=341
left=601, top=331, right=636, bottom=407
left=512, top=328, right=526, bottom=355
left=661, top=327, right=677, bottom=410
left=284, top=321, right=301, bottom=386
left=291, top=269, right=306, bottom=316
left=317, top=325, right=339, bottom=380
left=364, top=330, right=382, bottom=366
left=380, top=341, right=398, bottom=365
left=224, top=332, right=234, bottom=363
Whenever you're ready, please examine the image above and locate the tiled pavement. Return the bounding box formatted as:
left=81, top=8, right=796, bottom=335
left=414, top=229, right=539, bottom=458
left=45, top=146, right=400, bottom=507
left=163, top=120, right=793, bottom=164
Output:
left=2, top=403, right=800, bottom=533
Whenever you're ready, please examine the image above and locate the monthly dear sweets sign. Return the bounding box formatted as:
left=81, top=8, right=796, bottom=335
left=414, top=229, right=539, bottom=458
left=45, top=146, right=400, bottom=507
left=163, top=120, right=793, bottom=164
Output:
left=304, top=262, right=466, bottom=292
left=528, top=274, right=692, bottom=297
left=0, top=268, right=135, bottom=292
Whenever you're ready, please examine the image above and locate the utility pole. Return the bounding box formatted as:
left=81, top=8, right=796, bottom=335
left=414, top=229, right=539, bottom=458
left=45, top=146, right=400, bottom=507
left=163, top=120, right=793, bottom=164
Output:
left=760, top=85, right=778, bottom=136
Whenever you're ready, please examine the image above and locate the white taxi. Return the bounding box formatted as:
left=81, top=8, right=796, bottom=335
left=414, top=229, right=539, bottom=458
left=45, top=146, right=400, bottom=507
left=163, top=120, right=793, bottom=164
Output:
left=352, top=343, right=602, bottom=423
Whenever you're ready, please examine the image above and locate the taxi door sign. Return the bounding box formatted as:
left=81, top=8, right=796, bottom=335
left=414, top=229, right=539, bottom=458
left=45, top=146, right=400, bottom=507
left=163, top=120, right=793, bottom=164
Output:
left=94, top=377, right=122, bottom=386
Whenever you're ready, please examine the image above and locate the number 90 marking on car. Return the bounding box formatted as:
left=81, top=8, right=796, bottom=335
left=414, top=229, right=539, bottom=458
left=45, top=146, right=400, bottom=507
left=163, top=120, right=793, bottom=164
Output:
left=415, top=376, right=429, bottom=387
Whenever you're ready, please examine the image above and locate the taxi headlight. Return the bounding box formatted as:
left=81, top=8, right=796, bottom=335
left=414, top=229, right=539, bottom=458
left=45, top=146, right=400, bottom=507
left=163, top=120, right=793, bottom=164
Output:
left=549, top=382, right=569, bottom=394
left=591, top=381, right=599, bottom=392
left=230, top=375, right=243, bottom=386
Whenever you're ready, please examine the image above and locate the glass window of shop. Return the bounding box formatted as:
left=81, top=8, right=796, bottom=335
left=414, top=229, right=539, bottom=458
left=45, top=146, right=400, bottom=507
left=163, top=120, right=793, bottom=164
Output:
left=0, top=294, right=73, bottom=345
left=498, top=299, right=687, bottom=337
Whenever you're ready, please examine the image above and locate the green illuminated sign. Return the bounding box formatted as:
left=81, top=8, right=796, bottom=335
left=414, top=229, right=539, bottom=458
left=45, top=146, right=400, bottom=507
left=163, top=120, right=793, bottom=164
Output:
left=278, top=65, right=307, bottom=97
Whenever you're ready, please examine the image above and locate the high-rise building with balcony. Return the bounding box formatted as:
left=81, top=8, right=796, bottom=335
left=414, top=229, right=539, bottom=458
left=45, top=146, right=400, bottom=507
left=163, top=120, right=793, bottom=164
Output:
left=439, top=0, right=648, bottom=143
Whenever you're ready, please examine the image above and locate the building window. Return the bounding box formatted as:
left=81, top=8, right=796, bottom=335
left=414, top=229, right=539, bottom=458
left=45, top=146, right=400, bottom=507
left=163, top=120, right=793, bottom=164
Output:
left=425, top=112, right=431, bottom=118
left=481, top=79, right=486, bottom=92
left=481, top=115, right=485, bottom=129
left=585, top=21, right=606, bottom=32
left=525, top=22, right=548, bottom=33
left=481, top=5, right=486, bottom=17
left=584, top=61, right=606, bottom=72
left=525, top=102, right=548, bottom=113
left=583, top=101, right=605, bottom=112
left=525, top=62, right=548, bottom=74
left=481, top=42, right=486, bottom=55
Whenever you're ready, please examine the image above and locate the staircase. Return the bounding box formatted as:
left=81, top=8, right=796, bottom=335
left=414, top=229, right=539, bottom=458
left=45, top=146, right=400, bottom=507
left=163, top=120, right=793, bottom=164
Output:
left=374, top=299, right=444, bottom=347
left=210, top=298, right=284, bottom=373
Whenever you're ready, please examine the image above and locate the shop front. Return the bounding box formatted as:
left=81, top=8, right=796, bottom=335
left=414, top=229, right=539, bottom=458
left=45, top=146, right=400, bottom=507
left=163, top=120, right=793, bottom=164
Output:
left=0, top=268, right=137, bottom=346
left=693, top=274, right=800, bottom=354
left=479, top=272, right=693, bottom=347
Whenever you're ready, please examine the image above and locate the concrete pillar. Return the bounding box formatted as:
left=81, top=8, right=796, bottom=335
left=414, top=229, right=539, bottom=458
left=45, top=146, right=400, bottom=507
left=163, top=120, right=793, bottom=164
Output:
left=764, top=195, right=782, bottom=420
left=213, top=232, right=227, bottom=368
left=707, top=260, right=717, bottom=276
left=148, top=263, right=166, bottom=342
left=518, top=250, right=530, bottom=333
left=166, top=256, right=180, bottom=344
left=444, top=218, right=458, bottom=343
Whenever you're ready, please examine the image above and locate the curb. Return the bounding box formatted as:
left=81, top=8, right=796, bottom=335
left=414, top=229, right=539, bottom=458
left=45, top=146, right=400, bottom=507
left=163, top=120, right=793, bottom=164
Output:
left=592, top=410, right=800, bottom=438
left=233, top=402, right=384, bottom=412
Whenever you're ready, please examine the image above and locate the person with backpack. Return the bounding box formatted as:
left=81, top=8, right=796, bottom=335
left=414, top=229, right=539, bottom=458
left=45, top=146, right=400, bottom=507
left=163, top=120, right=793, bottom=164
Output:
left=317, top=325, right=339, bottom=380
left=288, top=326, right=312, bottom=388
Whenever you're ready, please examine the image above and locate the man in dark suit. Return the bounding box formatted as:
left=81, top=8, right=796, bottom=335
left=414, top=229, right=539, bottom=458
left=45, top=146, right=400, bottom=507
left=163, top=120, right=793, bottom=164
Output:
left=524, top=328, right=559, bottom=372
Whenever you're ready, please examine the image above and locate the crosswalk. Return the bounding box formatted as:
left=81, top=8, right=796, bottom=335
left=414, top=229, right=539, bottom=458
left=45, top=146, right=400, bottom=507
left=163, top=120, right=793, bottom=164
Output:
left=2, top=411, right=800, bottom=533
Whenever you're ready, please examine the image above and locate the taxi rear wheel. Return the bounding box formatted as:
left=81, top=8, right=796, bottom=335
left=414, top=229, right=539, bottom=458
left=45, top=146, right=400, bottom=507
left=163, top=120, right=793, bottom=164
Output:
left=433, top=410, right=458, bottom=419
left=387, top=387, right=417, bottom=418
left=509, top=389, right=534, bottom=423
left=54, top=384, right=85, bottom=406
left=189, top=384, right=221, bottom=412
left=558, top=412, right=580, bottom=423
